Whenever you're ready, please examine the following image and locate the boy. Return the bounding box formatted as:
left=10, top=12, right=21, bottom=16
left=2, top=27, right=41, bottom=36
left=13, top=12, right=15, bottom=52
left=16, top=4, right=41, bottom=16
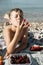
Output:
left=3, top=8, right=29, bottom=58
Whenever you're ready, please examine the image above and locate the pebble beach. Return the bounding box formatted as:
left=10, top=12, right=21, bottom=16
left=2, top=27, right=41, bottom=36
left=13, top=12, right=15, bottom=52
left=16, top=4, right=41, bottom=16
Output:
left=0, top=22, right=43, bottom=48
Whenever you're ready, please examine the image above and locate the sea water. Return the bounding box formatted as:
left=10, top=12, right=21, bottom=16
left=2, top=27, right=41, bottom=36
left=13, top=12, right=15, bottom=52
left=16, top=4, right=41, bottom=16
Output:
left=0, top=0, right=43, bottom=23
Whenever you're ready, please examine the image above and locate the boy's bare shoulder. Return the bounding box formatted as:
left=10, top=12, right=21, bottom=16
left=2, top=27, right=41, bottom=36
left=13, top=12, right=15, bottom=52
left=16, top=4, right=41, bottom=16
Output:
left=4, top=25, right=11, bottom=32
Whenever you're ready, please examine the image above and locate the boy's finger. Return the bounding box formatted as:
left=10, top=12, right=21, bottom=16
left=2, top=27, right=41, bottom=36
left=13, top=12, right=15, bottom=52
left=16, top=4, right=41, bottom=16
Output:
left=4, top=54, right=10, bottom=59
left=23, top=25, right=28, bottom=28
left=20, top=21, right=24, bottom=28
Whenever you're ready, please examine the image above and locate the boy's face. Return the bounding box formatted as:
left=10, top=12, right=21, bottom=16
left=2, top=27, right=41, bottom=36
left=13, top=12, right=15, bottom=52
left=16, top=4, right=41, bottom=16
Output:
left=10, top=11, right=23, bottom=26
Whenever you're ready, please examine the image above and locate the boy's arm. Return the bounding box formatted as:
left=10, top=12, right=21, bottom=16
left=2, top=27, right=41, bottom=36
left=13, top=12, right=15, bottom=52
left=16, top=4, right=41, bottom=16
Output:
left=3, top=26, right=11, bottom=47
left=14, top=28, right=28, bottom=53
left=3, top=22, right=24, bottom=54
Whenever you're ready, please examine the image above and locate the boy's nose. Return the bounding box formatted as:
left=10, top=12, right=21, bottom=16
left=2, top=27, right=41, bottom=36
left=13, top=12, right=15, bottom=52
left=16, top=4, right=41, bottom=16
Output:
left=17, top=15, right=20, bottom=19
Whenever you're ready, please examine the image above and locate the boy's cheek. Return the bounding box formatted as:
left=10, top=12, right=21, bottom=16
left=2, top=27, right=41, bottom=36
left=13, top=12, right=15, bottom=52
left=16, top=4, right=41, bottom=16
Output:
left=12, top=21, right=19, bottom=26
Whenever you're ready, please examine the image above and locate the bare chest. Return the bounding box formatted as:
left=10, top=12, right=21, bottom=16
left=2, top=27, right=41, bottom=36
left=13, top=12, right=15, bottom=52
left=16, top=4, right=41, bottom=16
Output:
left=10, top=30, right=24, bottom=41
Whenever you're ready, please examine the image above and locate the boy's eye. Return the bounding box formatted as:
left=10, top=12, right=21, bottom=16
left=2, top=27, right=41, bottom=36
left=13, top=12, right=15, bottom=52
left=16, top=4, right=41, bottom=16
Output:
left=14, top=15, right=18, bottom=18
left=16, top=15, right=18, bottom=18
left=14, top=15, right=23, bottom=18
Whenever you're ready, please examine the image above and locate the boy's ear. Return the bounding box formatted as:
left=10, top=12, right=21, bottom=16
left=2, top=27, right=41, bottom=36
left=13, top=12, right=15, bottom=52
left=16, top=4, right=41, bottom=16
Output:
left=4, top=13, right=9, bottom=19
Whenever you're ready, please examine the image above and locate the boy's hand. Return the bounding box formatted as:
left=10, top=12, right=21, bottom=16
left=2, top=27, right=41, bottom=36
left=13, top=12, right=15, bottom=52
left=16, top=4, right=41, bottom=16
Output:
left=4, top=52, right=10, bottom=59
left=23, top=19, right=30, bottom=28
left=16, top=20, right=24, bottom=32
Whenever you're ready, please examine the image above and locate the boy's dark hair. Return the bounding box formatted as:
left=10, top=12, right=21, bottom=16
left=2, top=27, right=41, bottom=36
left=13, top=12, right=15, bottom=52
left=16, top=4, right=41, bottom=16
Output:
left=9, top=8, right=23, bottom=18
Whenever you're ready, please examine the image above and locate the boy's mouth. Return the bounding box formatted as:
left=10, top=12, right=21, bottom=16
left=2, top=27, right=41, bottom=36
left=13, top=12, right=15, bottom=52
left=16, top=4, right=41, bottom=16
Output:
left=17, top=19, right=20, bottom=22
